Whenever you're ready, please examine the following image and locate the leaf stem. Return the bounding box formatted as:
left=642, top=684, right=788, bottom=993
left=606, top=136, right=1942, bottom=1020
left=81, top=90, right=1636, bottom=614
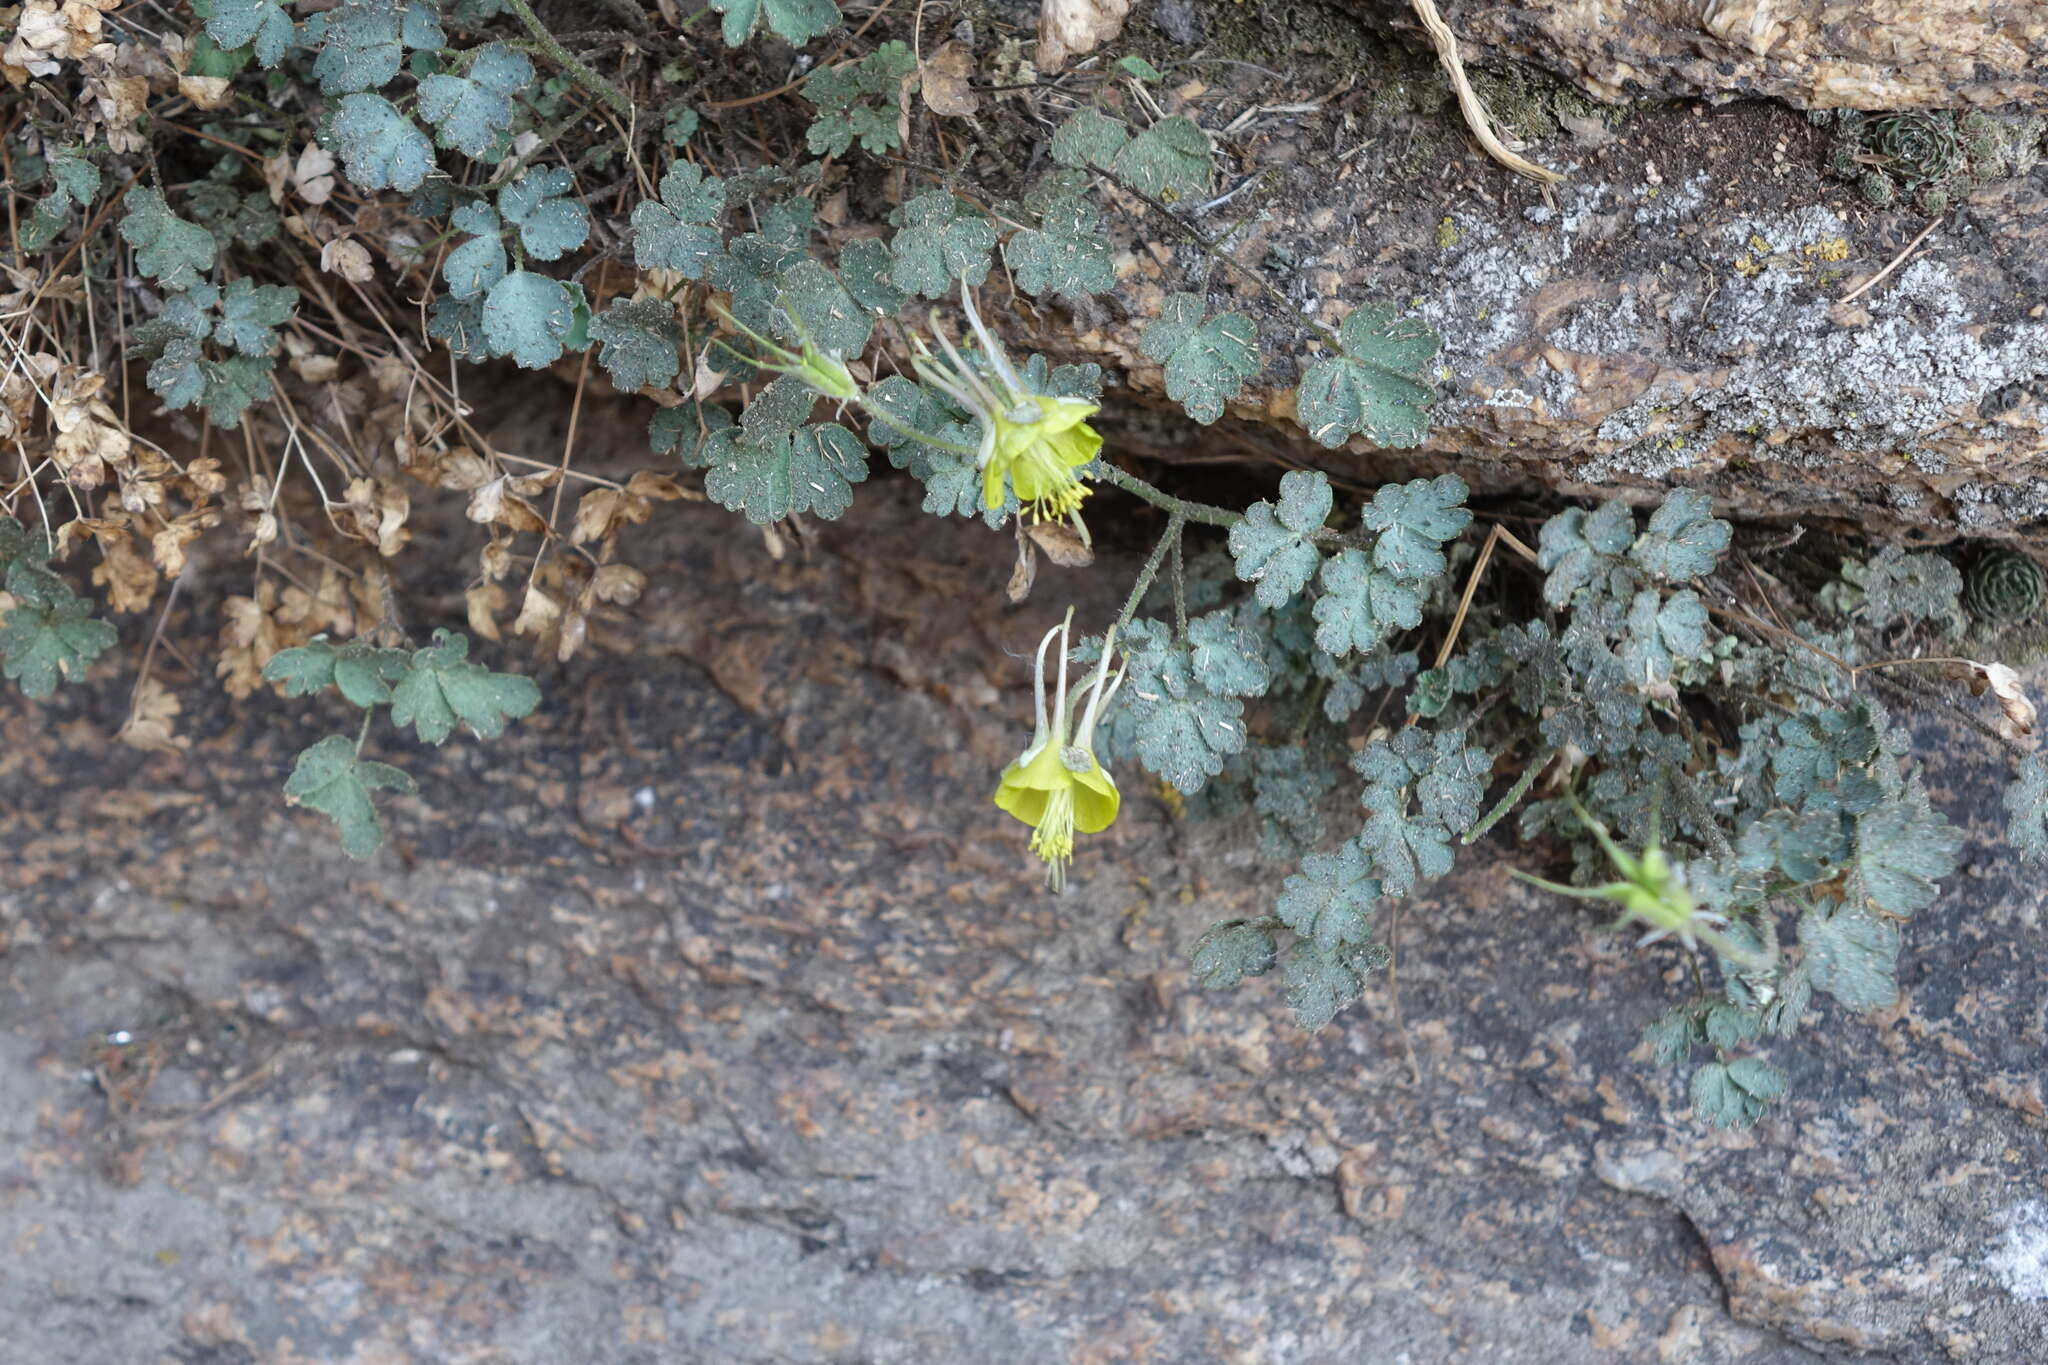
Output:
left=500, top=0, right=635, bottom=119
left=1091, top=460, right=1240, bottom=528
left=353, top=707, right=375, bottom=758
left=1116, top=511, right=1185, bottom=637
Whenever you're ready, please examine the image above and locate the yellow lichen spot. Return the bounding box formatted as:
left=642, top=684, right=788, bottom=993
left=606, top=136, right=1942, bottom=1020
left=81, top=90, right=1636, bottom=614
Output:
left=1748, top=234, right=1771, bottom=254
left=1803, top=236, right=1850, bottom=263
left=1734, top=254, right=1762, bottom=278
left=1437, top=216, right=1461, bottom=250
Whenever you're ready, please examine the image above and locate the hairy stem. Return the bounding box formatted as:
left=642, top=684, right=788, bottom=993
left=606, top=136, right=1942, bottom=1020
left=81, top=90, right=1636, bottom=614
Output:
left=1116, top=512, right=1186, bottom=637
left=1092, top=461, right=1240, bottom=528
left=500, top=0, right=635, bottom=118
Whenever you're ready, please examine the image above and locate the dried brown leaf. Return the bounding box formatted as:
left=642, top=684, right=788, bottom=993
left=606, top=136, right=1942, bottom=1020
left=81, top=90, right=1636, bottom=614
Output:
left=1025, top=519, right=1094, bottom=567
left=922, top=41, right=980, bottom=116
left=119, top=677, right=188, bottom=754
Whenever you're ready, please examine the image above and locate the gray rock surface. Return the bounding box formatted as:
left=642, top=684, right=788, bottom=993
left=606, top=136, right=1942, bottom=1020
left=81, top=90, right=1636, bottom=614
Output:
left=2, top=484, right=2044, bottom=1363
left=1039, top=21, right=2048, bottom=538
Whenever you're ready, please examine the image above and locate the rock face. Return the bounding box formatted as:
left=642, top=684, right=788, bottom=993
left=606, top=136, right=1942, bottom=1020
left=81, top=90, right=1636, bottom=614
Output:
left=1436, top=1, right=2048, bottom=109
left=3, top=481, right=2044, bottom=1363
left=1049, top=16, right=2048, bottom=540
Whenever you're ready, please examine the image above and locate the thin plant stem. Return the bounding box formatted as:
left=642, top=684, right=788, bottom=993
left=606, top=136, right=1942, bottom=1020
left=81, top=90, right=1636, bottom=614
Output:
left=500, top=0, right=634, bottom=118
left=1091, top=460, right=1239, bottom=528
left=1115, top=512, right=1185, bottom=637
left=1463, top=749, right=1549, bottom=845
left=1170, top=531, right=1188, bottom=637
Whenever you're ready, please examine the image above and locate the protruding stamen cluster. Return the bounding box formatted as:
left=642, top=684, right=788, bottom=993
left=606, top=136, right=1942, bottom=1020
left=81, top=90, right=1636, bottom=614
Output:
left=992, top=609, right=1126, bottom=890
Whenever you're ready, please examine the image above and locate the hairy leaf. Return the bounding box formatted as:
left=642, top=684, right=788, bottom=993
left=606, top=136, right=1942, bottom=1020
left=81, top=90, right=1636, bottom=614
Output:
left=1189, top=920, right=1279, bottom=990
left=632, top=163, right=727, bottom=278
left=1111, top=621, right=1248, bottom=795
left=838, top=237, right=907, bottom=317
left=712, top=0, right=838, bottom=47
left=214, top=279, right=297, bottom=356
left=1276, top=840, right=1381, bottom=954
left=1644, top=1006, right=1706, bottom=1067
left=1361, top=474, right=1470, bottom=581
left=1282, top=942, right=1371, bottom=1031
left=498, top=166, right=589, bottom=261
left=120, top=189, right=217, bottom=290
left=1006, top=194, right=1115, bottom=302
left=427, top=293, right=491, bottom=362
left=804, top=40, right=917, bottom=156
left=1312, top=548, right=1422, bottom=657
left=1535, top=501, right=1636, bottom=607
left=482, top=270, right=576, bottom=369
left=1630, top=488, right=1730, bottom=581
left=587, top=297, right=682, bottom=393
left=327, top=93, right=435, bottom=191
left=1295, top=304, right=1438, bottom=449
left=699, top=379, right=865, bottom=523
left=1252, top=745, right=1334, bottom=858
left=1139, top=294, right=1259, bottom=424
left=865, top=376, right=994, bottom=522
left=1856, top=546, right=1963, bottom=629
left=778, top=258, right=873, bottom=356
left=442, top=202, right=508, bottom=298
left=1112, top=115, right=1210, bottom=201
left=204, top=0, right=296, bottom=66
left=1798, top=901, right=1900, bottom=1011
left=283, top=734, right=417, bottom=858
left=2003, top=753, right=2048, bottom=861
left=888, top=190, right=995, bottom=297
left=0, top=564, right=117, bottom=699
left=1227, top=469, right=1329, bottom=609
left=389, top=629, right=541, bottom=745
left=1186, top=609, right=1269, bottom=697
left=1690, top=1057, right=1785, bottom=1129
left=1050, top=107, right=1128, bottom=170
left=416, top=44, right=532, bottom=158
left=1853, top=787, right=1961, bottom=916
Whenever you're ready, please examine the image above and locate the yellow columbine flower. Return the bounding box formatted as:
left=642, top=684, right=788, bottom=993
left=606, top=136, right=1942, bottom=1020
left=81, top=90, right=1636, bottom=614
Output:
left=912, top=288, right=1103, bottom=526
left=993, top=609, right=1126, bottom=890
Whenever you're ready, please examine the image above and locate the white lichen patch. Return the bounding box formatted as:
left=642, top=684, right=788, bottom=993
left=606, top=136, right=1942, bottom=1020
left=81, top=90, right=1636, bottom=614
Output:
left=1985, top=1201, right=2048, bottom=1303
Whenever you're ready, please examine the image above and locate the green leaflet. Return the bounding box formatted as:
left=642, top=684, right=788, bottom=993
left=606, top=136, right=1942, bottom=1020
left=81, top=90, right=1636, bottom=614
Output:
left=1536, top=500, right=1635, bottom=607
left=1227, top=469, right=1330, bottom=609
left=306, top=0, right=443, bottom=94
left=1295, top=304, right=1438, bottom=449
left=482, top=270, right=577, bottom=369
left=1139, top=294, right=1259, bottom=425
left=498, top=166, right=589, bottom=261
left=1360, top=475, right=1471, bottom=580
left=203, top=0, right=297, bottom=66
left=587, top=297, right=682, bottom=393
left=804, top=41, right=918, bottom=157
left=326, top=93, right=435, bottom=191
left=887, top=190, right=995, bottom=297
left=1798, top=900, right=1900, bottom=1011
left=120, top=190, right=217, bottom=290
left=1112, top=116, right=1211, bottom=201
left=700, top=378, right=867, bottom=523
left=1106, top=619, right=1248, bottom=795
left=632, top=163, right=728, bottom=278
left=2004, top=753, right=2048, bottom=860
left=1275, top=839, right=1381, bottom=955
left=1854, top=546, right=1962, bottom=628
left=0, top=525, right=118, bottom=699
left=1312, top=549, right=1422, bottom=656
left=1281, top=941, right=1386, bottom=1031
left=263, top=637, right=412, bottom=706
left=1852, top=787, right=1961, bottom=916
left=417, top=43, right=533, bottom=159
left=1189, top=920, right=1279, bottom=990
left=711, top=0, right=838, bottom=47
left=283, top=734, right=417, bottom=858
left=1690, top=1058, right=1785, bottom=1129
left=1051, top=108, right=1128, bottom=170
left=389, top=629, right=543, bottom=745
left=1631, top=488, right=1731, bottom=581
left=443, top=203, right=508, bottom=298
left=1006, top=194, right=1115, bottom=302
